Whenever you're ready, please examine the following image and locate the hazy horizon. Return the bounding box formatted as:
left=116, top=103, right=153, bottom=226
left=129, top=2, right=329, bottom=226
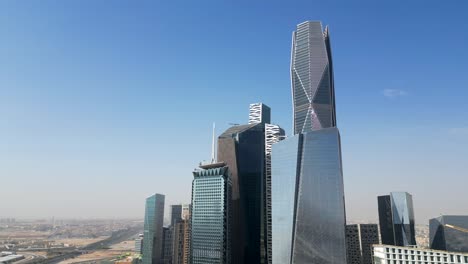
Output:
left=1, top=0, right=467, bottom=224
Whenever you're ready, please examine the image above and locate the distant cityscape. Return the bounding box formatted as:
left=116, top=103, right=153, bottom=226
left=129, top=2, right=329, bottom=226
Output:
left=1, top=20, right=467, bottom=264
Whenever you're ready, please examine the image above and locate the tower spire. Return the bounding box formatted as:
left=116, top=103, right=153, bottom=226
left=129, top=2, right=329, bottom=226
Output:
left=211, top=122, right=216, bottom=163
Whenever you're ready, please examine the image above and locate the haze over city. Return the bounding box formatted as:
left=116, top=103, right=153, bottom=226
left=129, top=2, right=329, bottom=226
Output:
left=1, top=0, right=468, bottom=224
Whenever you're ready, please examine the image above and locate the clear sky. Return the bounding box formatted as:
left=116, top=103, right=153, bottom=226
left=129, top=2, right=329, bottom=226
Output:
left=1, top=0, right=467, bottom=224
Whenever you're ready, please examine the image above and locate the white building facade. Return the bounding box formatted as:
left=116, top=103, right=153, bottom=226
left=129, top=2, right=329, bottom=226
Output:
left=373, top=244, right=468, bottom=264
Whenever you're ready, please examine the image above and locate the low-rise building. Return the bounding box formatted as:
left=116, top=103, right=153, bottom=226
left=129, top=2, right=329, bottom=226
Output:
left=0, top=254, right=24, bottom=264
left=373, top=244, right=468, bottom=264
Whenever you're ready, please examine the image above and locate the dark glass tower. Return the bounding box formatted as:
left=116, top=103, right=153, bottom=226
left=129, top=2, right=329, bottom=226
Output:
left=218, top=103, right=284, bottom=264
left=377, top=192, right=416, bottom=246
left=142, top=193, right=165, bottom=264
left=171, top=205, right=183, bottom=226
left=430, top=215, right=468, bottom=253
left=162, top=226, right=173, bottom=264
left=271, top=21, right=347, bottom=264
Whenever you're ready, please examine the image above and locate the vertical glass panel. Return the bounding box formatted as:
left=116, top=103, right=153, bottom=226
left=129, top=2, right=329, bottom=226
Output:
left=272, top=135, right=301, bottom=264
left=292, top=128, right=346, bottom=264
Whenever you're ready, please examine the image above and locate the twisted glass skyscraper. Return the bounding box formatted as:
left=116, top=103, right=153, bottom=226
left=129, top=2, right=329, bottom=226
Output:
left=272, top=21, right=347, bottom=264
left=291, top=21, right=336, bottom=134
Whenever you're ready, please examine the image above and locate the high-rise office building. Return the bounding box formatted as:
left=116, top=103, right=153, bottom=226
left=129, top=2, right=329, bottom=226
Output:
left=346, top=225, right=362, bottom=264
left=181, top=204, right=190, bottom=221
left=291, top=21, right=336, bottom=134
left=181, top=205, right=191, bottom=264
left=271, top=21, right=347, bottom=264
left=218, top=103, right=283, bottom=264
left=249, top=103, right=271, bottom=125
left=162, top=226, right=173, bottom=264
left=378, top=192, right=416, bottom=246
left=170, top=205, right=183, bottom=226
left=264, top=123, right=285, bottom=264
left=191, top=162, right=231, bottom=264
left=172, top=221, right=185, bottom=264
left=346, top=224, right=379, bottom=264
left=135, top=234, right=144, bottom=254
left=142, top=194, right=165, bottom=264
left=430, top=215, right=468, bottom=253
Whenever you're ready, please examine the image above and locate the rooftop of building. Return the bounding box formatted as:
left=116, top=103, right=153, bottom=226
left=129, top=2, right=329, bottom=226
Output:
left=374, top=244, right=468, bottom=256
left=218, top=123, right=260, bottom=138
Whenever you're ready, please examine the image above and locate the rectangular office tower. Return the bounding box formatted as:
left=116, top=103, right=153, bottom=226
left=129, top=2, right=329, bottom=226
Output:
left=162, top=226, right=173, bottom=264
left=142, top=193, right=165, bottom=264
left=249, top=103, right=271, bottom=124
left=345, top=224, right=379, bottom=264
left=218, top=103, right=284, bottom=264
left=271, top=21, right=346, bottom=264
left=430, top=215, right=468, bottom=253
left=171, top=205, right=183, bottom=226
left=191, top=163, right=231, bottom=264
left=378, top=192, right=416, bottom=246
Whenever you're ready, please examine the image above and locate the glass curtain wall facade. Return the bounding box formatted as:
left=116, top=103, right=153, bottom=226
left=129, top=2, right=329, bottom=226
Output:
left=272, top=21, right=347, bottom=264
left=272, top=128, right=347, bottom=264
left=162, top=226, right=173, bottom=264
left=378, top=195, right=394, bottom=245
left=191, top=164, right=231, bottom=264
left=142, top=193, right=165, bottom=264
left=291, top=21, right=336, bottom=134
left=218, top=123, right=265, bottom=264
left=265, top=124, right=285, bottom=264
left=171, top=205, right=183, bottom=226
left=430, top=215, right=468, bottom=253
left=378, top=192, right=416, bottom=247
left=218, top=103, right=284, bottom=264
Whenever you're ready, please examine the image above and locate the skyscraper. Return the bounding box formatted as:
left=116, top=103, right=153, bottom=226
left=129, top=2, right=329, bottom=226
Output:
left=172, top=221, right=185, bottom=264
left=378, top=192, right=416, bottom=247
left=181, top=205, right=191, bottom=264
left=264, top=123, right=285, bottom=264
left=162, top=226, right=173, bottom=264
left=346, top=224, right=380, bottom=264
left=135, top=234, right=144, bottom=254
left=271, top=21, right=347, bottom=264
left=218, top=103, right=283, bottom=264
left=142, top=194, right=165, bottom=264
left=291, top=21, right=336, bottom=134
left=170, top=205, right=183, bottom=226
left=191, top=162, right=231, bottom=264
left=249, top=103, right=271, bottom=125
left=430, top=215, right=468, bottom=253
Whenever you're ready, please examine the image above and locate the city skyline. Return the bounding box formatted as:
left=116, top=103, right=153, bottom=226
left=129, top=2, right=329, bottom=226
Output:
left=272, top=21, right=346, bottom=264
left=1, top=0, right=468, bottom=223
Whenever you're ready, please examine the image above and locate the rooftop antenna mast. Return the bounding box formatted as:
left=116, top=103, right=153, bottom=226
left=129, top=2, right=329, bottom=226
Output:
left=211, top=122, right=216, bottom=163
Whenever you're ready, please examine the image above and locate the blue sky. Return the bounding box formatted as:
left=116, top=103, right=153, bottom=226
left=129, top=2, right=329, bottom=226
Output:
left=1, top=0, right=467, bottom=223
